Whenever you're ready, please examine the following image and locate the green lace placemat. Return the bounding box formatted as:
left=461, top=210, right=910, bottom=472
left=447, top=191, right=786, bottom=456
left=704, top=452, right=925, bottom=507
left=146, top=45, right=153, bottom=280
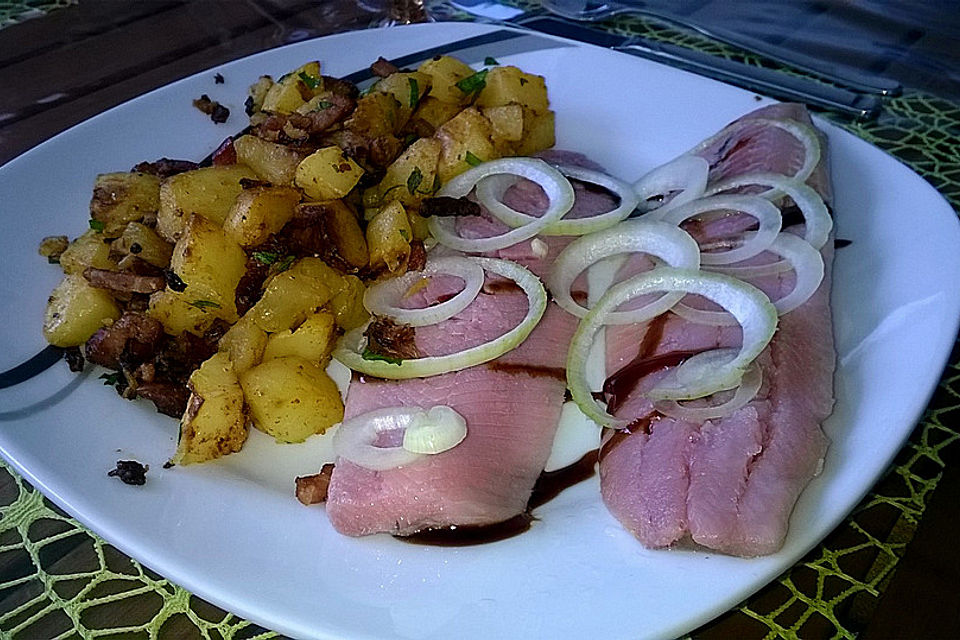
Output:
left=2, top=5, right=959, bottom=639
left=0, top=0, right=76, bottom=28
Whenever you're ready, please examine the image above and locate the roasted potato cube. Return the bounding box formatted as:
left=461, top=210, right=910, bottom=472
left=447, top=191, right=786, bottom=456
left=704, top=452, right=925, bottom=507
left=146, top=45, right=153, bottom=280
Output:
left=157, top=164, right=257, bottom=242
left=262, top=310, right=336, bottom=363
left=297, top=200, right=368, bottom=270
left=218, top=314, right=268, bottom=373
left=172, top=353, right=248, bottom=465
left=262, top=61, right=323, bottom=114
left=418, top=55, right=475, bottom=103
left=113, top=222, right=173, bottom=268
left=240, top=356, right=344, bottom=442
left=295, top=146, right=364, bottom=201
left=59, top=229, right=118, bottom=275
left=43, top=274, right=121, bottom=347
left=412, top=96, right=462, bottom=131
left=436, top=107, right=499, bottom=183
left=328, top=274, right=369, bottom=330
left=223, top=185, right=300, bottom=247
left=344, top=91, right=401, bottom=138
left=475, top=66, right=549, bottom=113
left=249, top=257, right=339, bottom=332
left=170, top=214, right=248, bottom=323
left=89, top=172, right=161, bottom=237
left=517, top=108, right=556, bottom=155
left=233, top=135, right=307, bottom=186
left=366, top=200, right=412, bottom=273
left=369, top=137, right=442, bottom=209
left=147, top=289, right=218, bottom=336
left=373, top=71, right=431, bottom=127
left=482, top=103, right=524, bottom=154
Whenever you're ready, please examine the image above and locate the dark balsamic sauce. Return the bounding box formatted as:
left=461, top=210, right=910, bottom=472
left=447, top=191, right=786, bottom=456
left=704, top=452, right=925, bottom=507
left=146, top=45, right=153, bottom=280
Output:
left=399, top=450, right=600, bottom=546
left=486, top=361, right=566, bottom=381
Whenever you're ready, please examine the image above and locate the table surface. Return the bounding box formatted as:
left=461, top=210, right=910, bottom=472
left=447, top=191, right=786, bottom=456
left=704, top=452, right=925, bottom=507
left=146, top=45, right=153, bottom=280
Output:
left=2, top=1, right=959, bottom=638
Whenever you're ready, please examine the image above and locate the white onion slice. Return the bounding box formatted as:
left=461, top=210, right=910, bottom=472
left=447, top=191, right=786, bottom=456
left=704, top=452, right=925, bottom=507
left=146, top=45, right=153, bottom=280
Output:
left=402, top=405, right=468, bottom=454
left=654, top=357, right=762, bottom=422
left=686, top=117, right=822, bottom=187
left=655, top=194, right=782, bottom=265
left=333, top=405, right=468, bottom=471
left=429, top=158, right=574, bottom=252
left=477, top=165, right=640, bottom=236
left=634, top=155, right=710, bottom=215
left=363, top=257, right=484, bottom=327
left=675, top=232, right=825, bottom=324
left=547, top=220, right=700, bottom=323
left=567, top=267, right=777, bottom=427
left=706, top=172, right=832, bottom=250
left=333, top=258, right=547, bottom=379
left=333, top=407, right=424, bottom=471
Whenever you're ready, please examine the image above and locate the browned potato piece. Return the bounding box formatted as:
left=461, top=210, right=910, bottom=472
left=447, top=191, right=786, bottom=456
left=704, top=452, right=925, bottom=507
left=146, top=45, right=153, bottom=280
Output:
left=157, top=165, right=257, bottom=242
left=517, top=108, right=557, bottom=155
left=373, top=71, right=432, bottom=128
left=233, top=135, right=307, bottom=186
left=223, top=185, right=300, bottom=247
left=171, top=353, right=248, bottom=465
left=59, top=229, right=118, bottom=275
left=262, top=310, right=336, bottom=363
left=262, top=61, right=323, bottom=114
left=218, top=314, right=268, bottom=373
left=294, top=147, right=364, bottom=201
left=113, top=222, right=173, bottom=269
left=417, top=55, right=475, bottom=104
left=297, top=200, right=369, bottom=271
left=435, top=107, right=499, bottom=183
left=240, top=356, right=344, bottom=443
left=482, top=104, right=524, bottom=154
left=43, top=274, right=121, bottom=347
left=90, top=172, right=161, bottom=237
left=344, top=91, right=401, bottom=138
left=368, top=137, right=442, bottom=209
left=475, top=66, right=549, bottom=113
left=170, top=214, right=248, bottom=323
left=248, top=257, right=340, bottom=332
left=148, top=289, right=218, bottom=336
left=412, top=96, right=463, bottom=131
left=328, top=274, right=369, bottom=330
left=366, top=200, right=412, bottom=273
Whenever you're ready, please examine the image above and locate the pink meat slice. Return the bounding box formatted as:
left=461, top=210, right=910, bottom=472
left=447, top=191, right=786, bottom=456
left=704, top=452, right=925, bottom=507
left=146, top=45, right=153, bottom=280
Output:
left=325, top=152, right=608, bottom=537
left=600, top=103, right=835, bottom=556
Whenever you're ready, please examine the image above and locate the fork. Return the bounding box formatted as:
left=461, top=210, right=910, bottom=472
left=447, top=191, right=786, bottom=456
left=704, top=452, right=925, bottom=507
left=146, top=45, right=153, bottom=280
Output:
left=540, top=0, right=902, bottom=96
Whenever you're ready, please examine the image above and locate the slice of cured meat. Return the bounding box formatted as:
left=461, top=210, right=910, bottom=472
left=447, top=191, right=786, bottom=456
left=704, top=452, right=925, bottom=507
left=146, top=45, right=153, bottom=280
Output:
left=326, top=154, right=615, bottom=537
left=600, top=103, right=835, bottom=556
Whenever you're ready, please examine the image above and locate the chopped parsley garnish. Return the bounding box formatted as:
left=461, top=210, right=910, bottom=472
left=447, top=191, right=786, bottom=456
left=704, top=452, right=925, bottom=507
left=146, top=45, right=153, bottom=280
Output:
left=407, top=167, right=423, bottom=195
left=275, top=255, right=296, bottom=272
left=484, top=56, right=499, bottom=66
left=408, top=77, right=420, bottom=108
left=298, top=72, right=322, bottom=89
left=456, top=69, right=489, bottom=95
left=252, top=251, right=279, bottom=265
left=465, top=150, right=482, bottom=166
left=361, top=348, right=403, bottom=365
left=399, top=228, right=410, bottom=241
left=188, top=299, right=221, bottom=311
left=88, top=219, right=105, bottom=232
left=100, top=372, right=124, bottom=387
left=314, top=100, right=334, bottom=111
left=431, top=174, right=442, bottom=194
left=403, top=132, right=418, bottom=146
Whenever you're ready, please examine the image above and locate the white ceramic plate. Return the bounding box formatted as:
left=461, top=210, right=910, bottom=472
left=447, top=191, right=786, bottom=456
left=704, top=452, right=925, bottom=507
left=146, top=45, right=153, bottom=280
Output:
left=1, top=22, right=959, bottom=640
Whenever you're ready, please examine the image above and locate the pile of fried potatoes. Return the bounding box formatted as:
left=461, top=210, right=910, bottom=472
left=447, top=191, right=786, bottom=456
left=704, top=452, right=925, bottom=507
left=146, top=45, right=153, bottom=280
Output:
left=41, top=55, right=555, bottom=465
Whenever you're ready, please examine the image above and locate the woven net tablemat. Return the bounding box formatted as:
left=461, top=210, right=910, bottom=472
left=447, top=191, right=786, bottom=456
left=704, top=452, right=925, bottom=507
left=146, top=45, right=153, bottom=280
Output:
left=2, top=5, right=959, bottom=639
left=0, top=0, right=76, bottom=29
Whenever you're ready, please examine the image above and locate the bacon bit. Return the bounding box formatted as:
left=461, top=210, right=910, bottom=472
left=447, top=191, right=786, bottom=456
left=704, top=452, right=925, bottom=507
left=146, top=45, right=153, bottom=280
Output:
left=420, top=196, right=481, bottom=218
left=83, top=267, right=166, bottom=295
left=108, top=460, right=148, bottom=486
left=295, top=464, right=335, bottom=505
left=365, top=316, right=419, bottom=360
left=193, top=94, right=230, bottom=124
left=371, top=56, right=400, bottom=78
left=407, top=239, right=427, bottom=271
left=132, top=158, right=200, bottom=178
left=211, top=137, right=237, bottom=165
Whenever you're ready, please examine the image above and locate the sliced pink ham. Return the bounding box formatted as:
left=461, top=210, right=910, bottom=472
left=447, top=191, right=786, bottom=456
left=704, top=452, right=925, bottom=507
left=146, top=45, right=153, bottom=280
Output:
left=600, top=103, right=835, bottom=556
